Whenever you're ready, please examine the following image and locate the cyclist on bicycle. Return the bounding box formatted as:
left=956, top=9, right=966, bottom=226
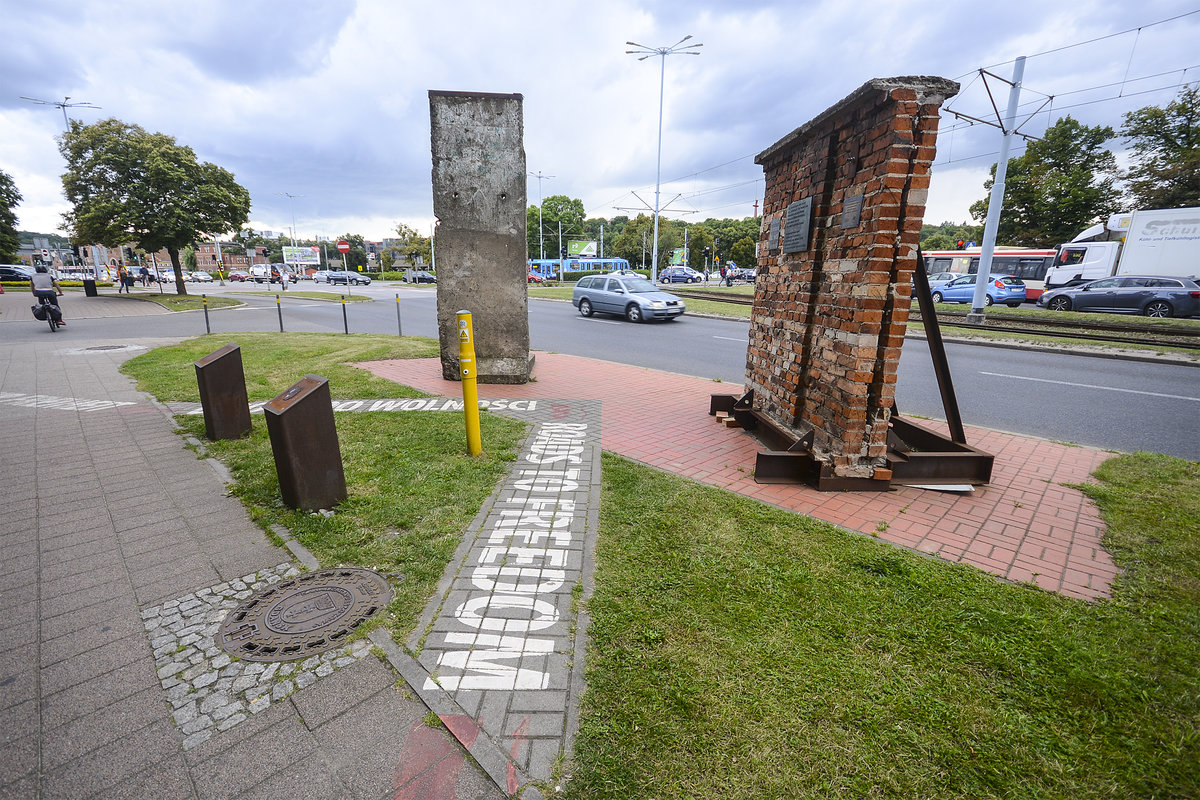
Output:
left=30, top=265, right=66, bottom=325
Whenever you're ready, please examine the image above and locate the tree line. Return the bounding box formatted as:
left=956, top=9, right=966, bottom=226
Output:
left=2, top=86, right=1193, bottom=285
left=960, top=85, right=1199, bottom=248
left=526, top=196, right=760, bottom=271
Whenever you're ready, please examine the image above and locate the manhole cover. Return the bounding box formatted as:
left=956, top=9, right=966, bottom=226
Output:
left=215, top=568, right=392, bottom=662
left=87, top=345, right=127, bottom=351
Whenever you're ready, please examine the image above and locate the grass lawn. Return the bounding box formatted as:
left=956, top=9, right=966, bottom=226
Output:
left=228, top=289, right=372, bottom=302
left=123, top=331, right=440, bottom=402
left=122, top=334, right=1198, bottom=797
left=99, top=291, right=243, bottom=312
left=121, top=332, right=528, bottom=637
left=568, top=453, right=1200, bottom=799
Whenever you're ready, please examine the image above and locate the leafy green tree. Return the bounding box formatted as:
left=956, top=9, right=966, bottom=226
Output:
left=527, top=195, right=586, bottom=259
left=920, top=222, right=985, bottom=250
left=969, top=116, right=1121, bottom=247
left=59, top=119, right=249, bottom=293
left=730, top=236, right=757, bottom=268
left=0, top=169, right=21, bottom=263
left=182, top=245, right=197, bottom=269
left=1120, top=86, right=1200, bottom=209
left=390, top=222, right=431, bottom=266
left=610, top=214, right=681, bottom=269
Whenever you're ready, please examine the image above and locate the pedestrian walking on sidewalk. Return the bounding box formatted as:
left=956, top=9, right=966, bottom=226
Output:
left=117, top=264, right=129, bottom=293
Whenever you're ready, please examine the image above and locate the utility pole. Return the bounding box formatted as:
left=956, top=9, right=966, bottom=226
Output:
left=969, top=56, right=1026, bottom=322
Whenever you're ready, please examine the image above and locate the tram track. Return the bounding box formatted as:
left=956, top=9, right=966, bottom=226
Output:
left=670, top=289, right=1200, bottom=351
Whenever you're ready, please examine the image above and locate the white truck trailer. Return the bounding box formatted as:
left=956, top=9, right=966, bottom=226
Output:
left=1043, top=206, right=1200, bottom=289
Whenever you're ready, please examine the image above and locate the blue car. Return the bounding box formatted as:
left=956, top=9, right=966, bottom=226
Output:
left=931, top=274, right=1026, bottom=307
left=658, top=266, right=705, bottom=284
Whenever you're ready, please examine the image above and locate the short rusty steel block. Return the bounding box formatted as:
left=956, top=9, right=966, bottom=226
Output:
left=264, top=374, right=347, bottom=511
left=195, top=343, right=252, bottom=441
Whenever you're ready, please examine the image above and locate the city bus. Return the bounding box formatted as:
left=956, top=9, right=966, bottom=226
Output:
left=921, top=248, right=1057, bottom=300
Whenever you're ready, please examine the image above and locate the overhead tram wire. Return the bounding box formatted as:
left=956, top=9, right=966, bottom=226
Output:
left=980, top=8, right=1200, bottom=71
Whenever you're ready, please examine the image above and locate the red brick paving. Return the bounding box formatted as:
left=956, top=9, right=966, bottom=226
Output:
left=356, top=353, right=1117, bottom=601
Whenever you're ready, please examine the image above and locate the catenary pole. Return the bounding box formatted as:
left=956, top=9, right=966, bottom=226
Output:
left=970, top=56, right=1025, bottom=319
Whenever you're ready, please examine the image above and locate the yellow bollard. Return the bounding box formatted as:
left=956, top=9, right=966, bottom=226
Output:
left=457, top=310, right=482, bottom=456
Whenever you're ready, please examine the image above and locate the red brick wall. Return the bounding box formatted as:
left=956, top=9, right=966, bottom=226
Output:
left=748, top=77, right=958, bottom=478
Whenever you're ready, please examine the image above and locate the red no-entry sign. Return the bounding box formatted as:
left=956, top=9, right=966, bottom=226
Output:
left=336, top=240, right=350, bottom=253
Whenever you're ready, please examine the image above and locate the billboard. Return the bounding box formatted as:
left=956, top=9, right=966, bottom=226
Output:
left=567, top=240, right=597, bottom=257
left=282, top=246, right=321, bottom=265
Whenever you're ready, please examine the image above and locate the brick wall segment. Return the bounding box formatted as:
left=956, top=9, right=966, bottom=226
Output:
left=747, top=76, right=958, bottom=478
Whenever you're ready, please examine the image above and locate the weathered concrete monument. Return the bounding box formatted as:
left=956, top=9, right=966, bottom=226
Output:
left=713, top=76, right=995, bottom=491
left=428, top=90, right=533, bottom=384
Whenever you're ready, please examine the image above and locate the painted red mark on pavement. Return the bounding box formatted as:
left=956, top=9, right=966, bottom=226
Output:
left=393, top=715, right=480, bottom=800
left=506, top=715, right=530, bottom=795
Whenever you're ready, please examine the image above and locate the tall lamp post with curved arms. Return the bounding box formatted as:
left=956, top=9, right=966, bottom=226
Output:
left=626, top=35, right=702, bottom=282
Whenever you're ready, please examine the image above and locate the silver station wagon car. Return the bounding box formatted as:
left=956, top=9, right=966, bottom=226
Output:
left=572, top=274, right=686, bottom=322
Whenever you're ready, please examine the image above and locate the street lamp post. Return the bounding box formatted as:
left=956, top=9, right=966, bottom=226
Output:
left=279, top=192, right=303, bottom=247
left=529, top=170, right=554, bottom=261
left=626, top=35, right=702, bottom=282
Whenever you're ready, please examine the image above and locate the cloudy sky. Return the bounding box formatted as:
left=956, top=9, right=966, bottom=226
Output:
left=3, top=0, right=1198, bottom=243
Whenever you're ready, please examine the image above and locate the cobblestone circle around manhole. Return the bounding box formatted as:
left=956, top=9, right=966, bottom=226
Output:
left=216, top=567, right=392, bottom=662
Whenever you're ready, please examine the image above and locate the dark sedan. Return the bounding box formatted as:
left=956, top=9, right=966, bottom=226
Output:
left=326, top=270, right=371, bottom=285
left=403, top=271, right=437, bottom=284
left=1, top=265, right=34, bottom=282
left=1037, top=275, right=1200, bottom=318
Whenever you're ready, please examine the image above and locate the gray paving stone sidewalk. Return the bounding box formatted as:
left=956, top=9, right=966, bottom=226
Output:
left=374, top=399, right=602, bottom=799
left=0, top=340, right=505, bottom=799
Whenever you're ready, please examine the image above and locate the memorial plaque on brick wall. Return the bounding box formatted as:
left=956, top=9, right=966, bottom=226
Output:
left=769, top=217, right=781, bottom=250
left=841, top=194, right=863, bottom=229
left=782, top=197, right=812, bottom=253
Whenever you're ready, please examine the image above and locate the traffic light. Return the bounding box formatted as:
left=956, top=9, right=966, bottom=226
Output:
left=956, top=240, right=965, bottom=250
left=560, top=245, right=567, bottom=260
left=123, top=246, right=134, bottom=261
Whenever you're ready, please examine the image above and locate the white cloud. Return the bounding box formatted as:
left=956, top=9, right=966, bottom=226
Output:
left=3, top=0, right=1197, bottom=240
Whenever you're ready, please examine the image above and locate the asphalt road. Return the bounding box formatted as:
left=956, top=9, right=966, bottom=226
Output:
left=9, top=282, right=1198, bottom=460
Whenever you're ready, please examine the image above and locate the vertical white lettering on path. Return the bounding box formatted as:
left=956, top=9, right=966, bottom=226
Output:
left=426, top=420, right=588, bottom=693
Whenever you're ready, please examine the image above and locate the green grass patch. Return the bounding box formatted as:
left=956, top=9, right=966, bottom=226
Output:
left=125, top=332, right=526, bottom=639
left=121, top=332, right=440, bottom=402
left=926, top=302, right=1200, bottom=332
left=568, top=453, right=1200, bottom=799
left=174, top=409, right=524, bottom=636
left=229, top=290, right=372, bottom=302
left=529, top=287, right=576, bottom=301
left=151, top=293, right=242, bottom=312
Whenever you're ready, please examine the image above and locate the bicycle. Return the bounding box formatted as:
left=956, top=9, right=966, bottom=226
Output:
left=33, top=293, right=63, bottom=332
